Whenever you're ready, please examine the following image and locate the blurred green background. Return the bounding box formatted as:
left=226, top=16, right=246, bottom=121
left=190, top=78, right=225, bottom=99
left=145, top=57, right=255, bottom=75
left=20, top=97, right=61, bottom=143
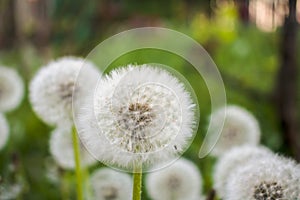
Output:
left=0, top=0, right=299, bottom=199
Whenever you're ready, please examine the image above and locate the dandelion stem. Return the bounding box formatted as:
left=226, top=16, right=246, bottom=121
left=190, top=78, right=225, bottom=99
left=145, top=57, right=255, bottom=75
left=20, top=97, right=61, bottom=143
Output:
left=132, top=164, right=142, bottom=200
left=72, top=126, right=83, bottom=200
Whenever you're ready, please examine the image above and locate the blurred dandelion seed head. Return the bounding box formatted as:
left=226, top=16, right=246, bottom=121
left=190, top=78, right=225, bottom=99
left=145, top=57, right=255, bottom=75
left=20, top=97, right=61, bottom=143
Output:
left=146, top=158, right=202, bottom=200
left=49, top=126, right=97, bottom=170
left=226, top=155, right=300, bottom=200
left=209, top=105, right=261, bottom=156
left=213, top=145, right=273, bottom=198
left=0, top=66, right=24, bottom=112
left=29, top=56, right=100, bottom=126
left=90, top=168, right=132, bottom=200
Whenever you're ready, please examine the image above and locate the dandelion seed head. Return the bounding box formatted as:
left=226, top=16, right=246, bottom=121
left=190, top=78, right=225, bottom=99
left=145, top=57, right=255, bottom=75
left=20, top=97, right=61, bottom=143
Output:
left=146, top=158, right=202, bottom=200
left=29, top=57, right=100, bottom=126
left=0, top=114, right=9, bottom=151
left=214, top=145, right=273, bottom=198
left=90, top=168, right=132, bottom=200
left=77, top=64, right=197, bottom=171
left=0, top=66, right=24, bottom=112
left=225, top=155, right=300, bottom=200
left=209, top=105, right=261, bottom=156
left=49, top=126, right=97, bottom=170
left=95, top=66, right=184, bottom=154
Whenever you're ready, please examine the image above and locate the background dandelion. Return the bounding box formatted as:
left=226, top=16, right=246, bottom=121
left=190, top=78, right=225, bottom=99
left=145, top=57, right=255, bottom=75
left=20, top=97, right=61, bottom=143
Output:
left=90, top=168, right=132, bottom=200
left=49, top=126, right=96, bottom=170
left=29, top=56, right=101, bottom=200
left=225, top=155, right=300, bottom=200
left=213, top=145, right=273, bottom=198
left=146, top=158, right=203, bottom=200
left=0, top=66, right=24, bottom=112
left=29, top=56, right=100, bottom=126
left=208, top=105, right=261, bottom=156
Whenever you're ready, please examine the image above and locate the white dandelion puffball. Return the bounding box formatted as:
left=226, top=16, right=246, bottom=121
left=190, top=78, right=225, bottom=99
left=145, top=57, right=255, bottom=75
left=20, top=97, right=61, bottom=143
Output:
left=146, top=158, right=203, bottom=200
left=214, top=145, right=273, bottom=198
left=76, top=64, right=197, bottom=171
left=0, top=114, right=9, bottom=151
left=225, top=155, right=300, bottom=200
left=90, top=168, right=132, bottom=200
left=49, top=126, right=97, bottom=170
left=209, top=105, right=261, bottom=156
left=0, top=66, right=24, bottom=112
left=29, top=56, right=100, bottom=126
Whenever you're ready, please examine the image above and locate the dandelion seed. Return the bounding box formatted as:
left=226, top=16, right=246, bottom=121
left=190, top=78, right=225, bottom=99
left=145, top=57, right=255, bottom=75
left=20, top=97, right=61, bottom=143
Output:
left=146, top=158, right=202, bottom=200
left=49, top=126, right=96, bottom=170
left=29, top=57, right=100, bottom=126
left=213, top=145, right=273, bottom=198
left=225, top=155, right=300, bottom=200
left=0, top=66, right=24, bottom=112
left=90, top=168, right=132, bottom=200
left=209, top=105, right=261, bottom=156
left=77, top=64, right=197, bottom=170
left=0, top=113, right=9, bottom=151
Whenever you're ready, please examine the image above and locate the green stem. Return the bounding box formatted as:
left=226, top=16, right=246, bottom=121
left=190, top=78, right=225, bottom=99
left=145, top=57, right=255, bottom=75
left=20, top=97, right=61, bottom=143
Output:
left=72, top=126, right=83, bottom=200
left=132, top=164, right=142, bottom=200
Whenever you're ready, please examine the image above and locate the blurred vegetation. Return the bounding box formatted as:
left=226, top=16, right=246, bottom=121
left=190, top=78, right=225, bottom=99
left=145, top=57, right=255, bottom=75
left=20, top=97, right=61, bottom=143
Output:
left=0, top=0, right=299, bottom=199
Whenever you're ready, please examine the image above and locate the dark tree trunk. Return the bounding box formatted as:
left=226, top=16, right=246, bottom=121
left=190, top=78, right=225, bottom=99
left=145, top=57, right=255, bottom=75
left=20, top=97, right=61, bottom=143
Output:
left=275, top=0, right=300, bottom=161
left=0, top=0, right=16, bottom=49
left=235, top=0, right=250, bottom=24
left=31, top=0, right=51, bottom=47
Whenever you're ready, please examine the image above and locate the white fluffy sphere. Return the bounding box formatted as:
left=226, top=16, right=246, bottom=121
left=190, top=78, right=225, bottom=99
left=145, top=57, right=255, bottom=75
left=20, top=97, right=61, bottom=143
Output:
left=225, top=155, right=300, bottom=200
left=146, top=158, right=202, bottom=200
left=90, top=168, right=132, bottom=200
left=49, top=126, right=97, bottom=170
left=214, top=145, right=273, bottom=198
left=77, top=65, right=197, bottom=171
left=209, top=105, right=261, bottom=156
left=29, top=56, right=100, bottom=126
left=0, top=66, right=24, bottom=112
